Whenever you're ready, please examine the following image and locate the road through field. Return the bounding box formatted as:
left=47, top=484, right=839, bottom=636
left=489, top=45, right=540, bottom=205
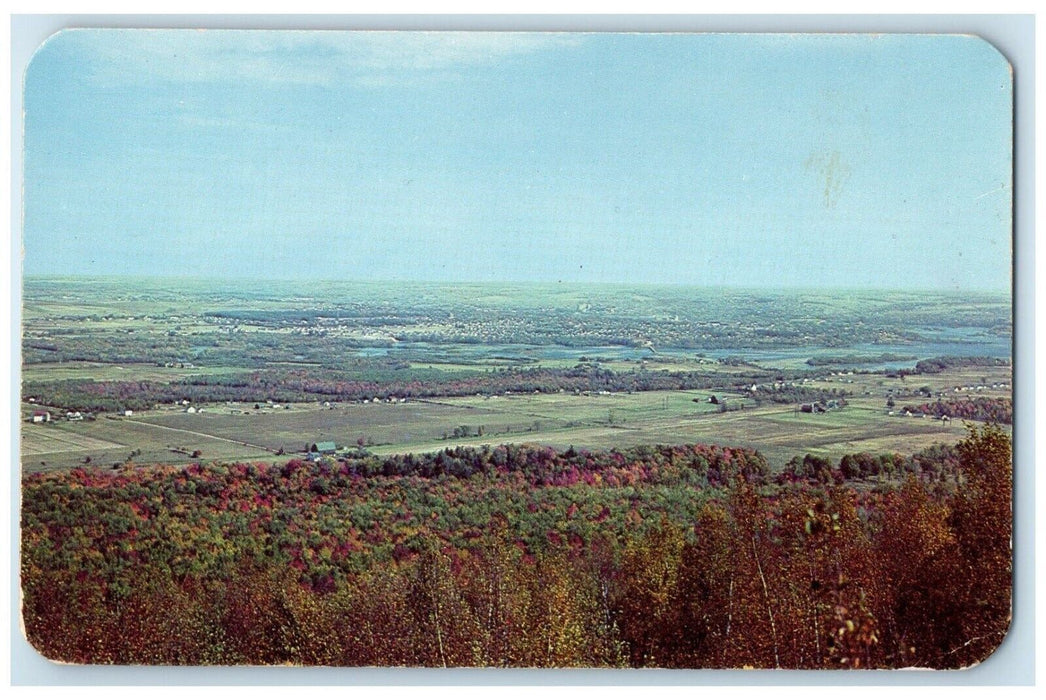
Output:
left=121, top=418, right=275, bottom=453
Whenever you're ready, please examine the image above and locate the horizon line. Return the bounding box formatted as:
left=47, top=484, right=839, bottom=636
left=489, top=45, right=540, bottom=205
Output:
left=19, top=273, right=1012, bottom=295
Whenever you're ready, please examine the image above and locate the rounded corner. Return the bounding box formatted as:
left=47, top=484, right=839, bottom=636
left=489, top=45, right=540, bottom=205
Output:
left=953, top=612, right=1014, bottom=671
left=18, top=609, right=79, bottom=667
left=23, top=27, right=87, bottom=91
left=961, top=33, right=1014, bottom=82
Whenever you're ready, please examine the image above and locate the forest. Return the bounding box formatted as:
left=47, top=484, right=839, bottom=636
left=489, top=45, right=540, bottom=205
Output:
left=21, top=425, right=1011, bottom=669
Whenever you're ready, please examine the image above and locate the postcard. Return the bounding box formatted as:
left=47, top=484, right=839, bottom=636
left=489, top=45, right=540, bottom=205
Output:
left=19, top=29, right=1012, bottom=669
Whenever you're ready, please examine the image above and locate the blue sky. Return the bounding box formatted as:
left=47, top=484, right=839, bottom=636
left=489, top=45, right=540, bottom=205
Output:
left=23, top=30, right=1012, bottom=290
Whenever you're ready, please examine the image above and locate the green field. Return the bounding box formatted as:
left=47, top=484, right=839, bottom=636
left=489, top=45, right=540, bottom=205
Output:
left=21, top=361, right=248, bottom=383
left=364, top=394, right=977, bottom=466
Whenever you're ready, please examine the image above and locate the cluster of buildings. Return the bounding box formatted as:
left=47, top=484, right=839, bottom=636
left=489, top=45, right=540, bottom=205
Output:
left=27, top=410, right=94, bottom=423
left=799, top=399, right=841, bottom=414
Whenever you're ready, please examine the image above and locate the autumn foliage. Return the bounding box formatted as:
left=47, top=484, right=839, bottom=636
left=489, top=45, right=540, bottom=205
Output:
left=21, top=427, right=1011, bottom=668
left=902, top=397, right=1012, bottom=424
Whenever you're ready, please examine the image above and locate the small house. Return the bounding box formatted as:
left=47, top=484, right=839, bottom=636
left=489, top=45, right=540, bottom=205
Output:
left=31, top=411, right=51, bottom=423
left=124, top=409, right=134, bottom=417
left=311, top=441, right=337, bottom=454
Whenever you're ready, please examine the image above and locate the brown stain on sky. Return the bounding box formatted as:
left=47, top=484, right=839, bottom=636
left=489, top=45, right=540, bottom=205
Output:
left=805, top=150, right=851, bottom=208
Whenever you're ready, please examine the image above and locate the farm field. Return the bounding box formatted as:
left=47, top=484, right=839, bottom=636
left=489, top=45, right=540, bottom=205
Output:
left=21, top=361, right=247, bottom=383
left=20, top=374, right=1006, bottom=471
left=21, top=424, right=124, bottom=456
left=803, top=364, right=1012, bottom=397
left=22, top=412, right=273, bottom=471
left=367, top=395, right=980, bottom=466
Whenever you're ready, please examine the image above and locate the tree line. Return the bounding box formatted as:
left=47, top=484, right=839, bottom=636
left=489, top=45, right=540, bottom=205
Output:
left=901, top=397, right=1012, bottom=424
left=23, top=365, right=805, bottom=413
